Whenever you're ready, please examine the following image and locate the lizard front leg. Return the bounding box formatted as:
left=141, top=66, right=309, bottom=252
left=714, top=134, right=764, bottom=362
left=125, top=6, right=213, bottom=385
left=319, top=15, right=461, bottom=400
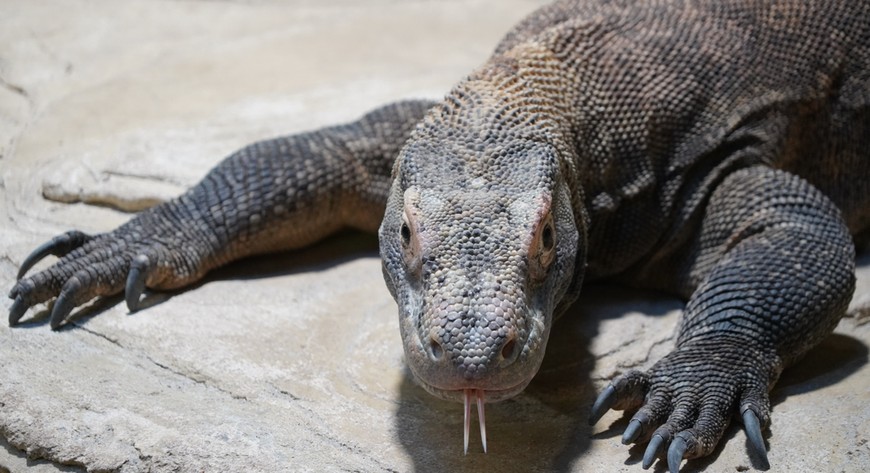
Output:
left=590, top=166, right=856, bottom=471
left=8, top=100, right=435, bottom=328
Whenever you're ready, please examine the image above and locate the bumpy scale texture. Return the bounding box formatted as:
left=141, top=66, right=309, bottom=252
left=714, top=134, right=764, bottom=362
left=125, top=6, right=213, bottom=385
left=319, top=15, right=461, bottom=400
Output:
left=8, top=1, right=870, bottom=471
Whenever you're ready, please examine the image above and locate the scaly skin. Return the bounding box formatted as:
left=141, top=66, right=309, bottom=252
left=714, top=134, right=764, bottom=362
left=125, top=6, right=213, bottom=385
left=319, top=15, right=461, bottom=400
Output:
left=8, top=1, right=870, bottom=471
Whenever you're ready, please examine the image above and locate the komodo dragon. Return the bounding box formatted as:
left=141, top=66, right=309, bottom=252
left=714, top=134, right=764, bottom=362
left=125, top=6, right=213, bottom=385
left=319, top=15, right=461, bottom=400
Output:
left=8, top=0, right=870, bottom=471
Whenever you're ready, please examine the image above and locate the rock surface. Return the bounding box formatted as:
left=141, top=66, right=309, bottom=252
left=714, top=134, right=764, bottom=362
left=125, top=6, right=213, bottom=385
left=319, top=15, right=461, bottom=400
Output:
left=1, top=1, right=868, bottom=472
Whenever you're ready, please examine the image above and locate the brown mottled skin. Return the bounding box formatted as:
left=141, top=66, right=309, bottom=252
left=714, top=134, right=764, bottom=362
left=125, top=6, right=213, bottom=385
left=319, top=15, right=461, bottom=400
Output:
left=8, top=0, right=870, bottom=471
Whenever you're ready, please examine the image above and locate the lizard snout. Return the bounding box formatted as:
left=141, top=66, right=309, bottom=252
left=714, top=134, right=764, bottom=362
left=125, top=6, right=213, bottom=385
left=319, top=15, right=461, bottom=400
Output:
left=425, top=329, right=521, bottom=371
left=401, top=302, right=543, bottom=403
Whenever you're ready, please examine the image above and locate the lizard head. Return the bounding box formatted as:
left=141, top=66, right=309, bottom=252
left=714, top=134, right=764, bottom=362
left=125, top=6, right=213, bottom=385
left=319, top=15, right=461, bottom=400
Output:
left=379, top=121, right=583, bottom=405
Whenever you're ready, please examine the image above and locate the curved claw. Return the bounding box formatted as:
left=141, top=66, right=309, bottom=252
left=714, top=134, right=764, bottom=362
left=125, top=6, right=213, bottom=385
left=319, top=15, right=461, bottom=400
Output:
left=50, top=277, right=81, bottom=330
left=642, top=434, right=665, bottom=469
left=17, top=240, right=59, bottom=280
left=125, top=255, right=150, bottom=312
left=667, top=436, right=687, bottom=473
left=17, top=231, right=89, bottom=280
left=8, top=296, right=27, bottom=326
left=742, top=410, right=770, bottom=470
left=589, top=384, right=616, bottom=425
left=622, top=419, right=642, bottom=445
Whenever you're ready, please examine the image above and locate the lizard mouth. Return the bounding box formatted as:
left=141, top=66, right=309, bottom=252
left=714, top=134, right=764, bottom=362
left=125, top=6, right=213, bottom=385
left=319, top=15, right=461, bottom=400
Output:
left=420, top=380, right=530, bottom=403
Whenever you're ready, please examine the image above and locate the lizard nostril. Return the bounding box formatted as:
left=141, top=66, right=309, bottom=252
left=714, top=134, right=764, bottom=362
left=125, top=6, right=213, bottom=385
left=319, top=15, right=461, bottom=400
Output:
left=500, top=338, right=518, bottom=365
left=428, top=337, right=444, bottom=361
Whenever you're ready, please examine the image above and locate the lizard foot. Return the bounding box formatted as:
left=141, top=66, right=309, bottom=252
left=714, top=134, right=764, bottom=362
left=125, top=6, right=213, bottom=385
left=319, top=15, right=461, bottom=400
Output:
left=8, top=220, right=202, bottom=328
left=589, top=340, right=780, bottom=472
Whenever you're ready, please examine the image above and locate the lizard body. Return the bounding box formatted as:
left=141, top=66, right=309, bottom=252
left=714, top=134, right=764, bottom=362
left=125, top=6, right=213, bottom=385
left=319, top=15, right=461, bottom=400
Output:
left=9, top=0, right=869, bottom=471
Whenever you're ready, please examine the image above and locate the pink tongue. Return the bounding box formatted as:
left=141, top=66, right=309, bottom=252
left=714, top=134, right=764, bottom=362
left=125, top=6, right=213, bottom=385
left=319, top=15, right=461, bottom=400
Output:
left=463, top=389, right=487, bottom=454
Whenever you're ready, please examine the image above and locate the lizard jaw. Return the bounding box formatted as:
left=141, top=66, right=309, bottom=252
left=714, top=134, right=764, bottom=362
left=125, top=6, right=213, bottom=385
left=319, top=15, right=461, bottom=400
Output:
left=414, top=377, right=531, bottom=403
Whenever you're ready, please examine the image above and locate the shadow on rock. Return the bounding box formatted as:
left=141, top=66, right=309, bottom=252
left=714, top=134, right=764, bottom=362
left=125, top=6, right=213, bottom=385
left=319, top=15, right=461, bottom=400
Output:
left=0, top=434, right=85, bottom=473
left=204, top=231, right=380, bottom=282
left=773, top=332, right=868, bottom=400
left=15, top=293, right=124, bottom=330
left=394, top=301, right=596, bottom=473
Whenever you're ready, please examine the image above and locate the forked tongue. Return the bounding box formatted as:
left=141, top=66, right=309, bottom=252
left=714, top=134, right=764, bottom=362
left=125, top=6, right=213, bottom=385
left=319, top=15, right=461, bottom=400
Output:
left=463, top=389, right=487, bottom=454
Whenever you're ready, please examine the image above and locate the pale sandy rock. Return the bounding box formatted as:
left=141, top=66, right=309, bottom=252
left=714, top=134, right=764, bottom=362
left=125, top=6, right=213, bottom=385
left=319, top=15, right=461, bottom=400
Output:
left=1, top=1, right=868, bottom=472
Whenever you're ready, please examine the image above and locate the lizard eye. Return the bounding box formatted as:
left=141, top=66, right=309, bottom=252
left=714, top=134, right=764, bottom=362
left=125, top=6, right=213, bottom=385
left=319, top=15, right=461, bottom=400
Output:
left=530, top=212, right=556, bottom=281
left=542, top=221, right=555, bottom=252
left=401, top=210, right=422, bottom=274
left=400, top=222, right=411, bottom=247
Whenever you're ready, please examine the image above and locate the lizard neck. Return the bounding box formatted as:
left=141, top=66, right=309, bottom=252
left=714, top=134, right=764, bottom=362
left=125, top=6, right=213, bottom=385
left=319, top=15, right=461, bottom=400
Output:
left=411, top=45, right=587, bottom=211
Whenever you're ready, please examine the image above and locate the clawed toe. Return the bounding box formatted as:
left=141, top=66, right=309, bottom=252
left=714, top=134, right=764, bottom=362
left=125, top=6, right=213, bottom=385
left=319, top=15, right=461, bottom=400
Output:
left=125, top=254, right=152, bottom=312
left=667, top=436, right=688, bottom=473
left=642, top=434, right=665, bottom=469
left=589, top=370, right=650, bottom=426
left=589, top=384, right=617, bottom=425
left=742, top=409, right=770, bottom=470
left=50, top=276, right=82, bottom=329
left=622, top=419, right=643, bottom=445
left=8, top=296, right=27, bottom=326
left=16, top=230, right=90, bottom=280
